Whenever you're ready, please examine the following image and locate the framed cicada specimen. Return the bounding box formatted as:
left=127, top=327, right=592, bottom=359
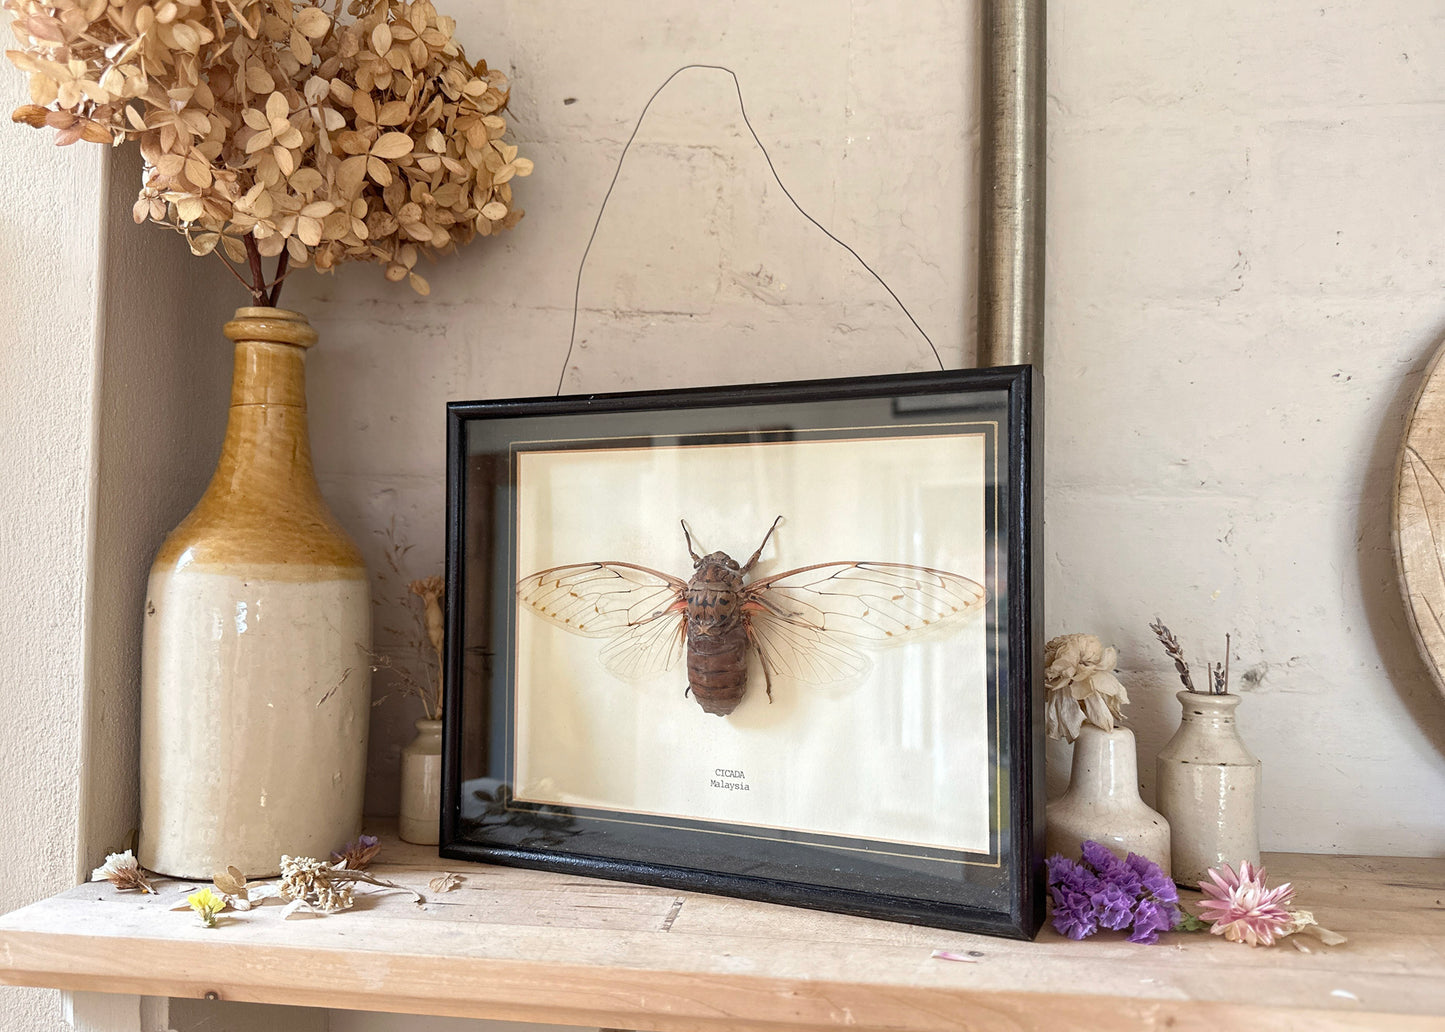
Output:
left=442, top=367, right=1043, bottom=939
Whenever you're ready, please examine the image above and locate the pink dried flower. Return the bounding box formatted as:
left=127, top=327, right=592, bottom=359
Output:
left=1197, top=860, right=1294, bottom=947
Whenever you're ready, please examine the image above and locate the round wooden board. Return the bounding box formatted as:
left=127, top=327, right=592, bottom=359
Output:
left=1395, top=340, right=1445, bottom=696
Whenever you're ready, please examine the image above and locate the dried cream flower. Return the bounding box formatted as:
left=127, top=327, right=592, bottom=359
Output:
left=1044, top=633, right=1130, bottom=742
left=278, top=851, right=423, bottom=916
left=90, top=850, right=155, bottom=893
left=279, top=854, right=355, bottom=915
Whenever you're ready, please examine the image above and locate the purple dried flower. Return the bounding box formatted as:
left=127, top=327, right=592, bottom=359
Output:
left=332, top=834, right=381, bottom=870
left=1126, top=851, right=1178, bottom=904
left=1080, top=840, right=1123, bottom=874
left=1047, top=854, right=1098, bottom=895
left=1048, top=841, right=1177, bottom=945
left=1090, top=882, right=1136, bottom=930
left=1104, top=863, right=1143, bottom=899
left=1128, top=896, right=1177, bottom=944
left=1049, top=885, right=1099, bottom=940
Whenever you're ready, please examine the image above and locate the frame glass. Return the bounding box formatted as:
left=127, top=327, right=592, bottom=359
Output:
left=441, top=367, right=1042, bottom=938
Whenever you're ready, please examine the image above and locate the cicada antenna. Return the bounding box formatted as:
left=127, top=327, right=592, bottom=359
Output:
left=742, top=515, right=784, bottom=573
left=680, top=518, right=703, bottom=564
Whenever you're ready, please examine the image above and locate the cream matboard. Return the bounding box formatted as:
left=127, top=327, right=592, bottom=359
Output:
left=511, top=431, right=992, bottom=854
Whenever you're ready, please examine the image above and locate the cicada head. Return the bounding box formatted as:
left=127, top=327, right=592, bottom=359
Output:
left=700, top=551, right=739, bottom=571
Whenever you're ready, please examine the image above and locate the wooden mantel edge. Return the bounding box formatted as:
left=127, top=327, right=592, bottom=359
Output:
left=0, top=930, right=1433, bottom=1032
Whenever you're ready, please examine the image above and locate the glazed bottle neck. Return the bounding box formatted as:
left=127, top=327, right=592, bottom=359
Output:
left=210, top=309, right=321, bottom=504
left=1177, top=690, right=1240, bottom=729
left=1069, top=725, right=1140, bottom=802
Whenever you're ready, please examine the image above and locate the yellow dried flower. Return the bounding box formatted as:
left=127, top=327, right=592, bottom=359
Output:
left=187, top=887, right=227, bottom=927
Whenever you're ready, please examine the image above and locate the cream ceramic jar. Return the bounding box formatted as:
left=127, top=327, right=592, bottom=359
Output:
left=139, top=308, right=370, bottom=878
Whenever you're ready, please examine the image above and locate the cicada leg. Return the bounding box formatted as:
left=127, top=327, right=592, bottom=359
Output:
left=740, top=515, right=784, bottom=574
left=743, top=620, right=776, bottom=703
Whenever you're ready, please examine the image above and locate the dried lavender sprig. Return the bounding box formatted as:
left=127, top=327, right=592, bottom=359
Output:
left=1222, top=632, right=1231, bottom=695
left=1150, top=618, right=1197, bottom=693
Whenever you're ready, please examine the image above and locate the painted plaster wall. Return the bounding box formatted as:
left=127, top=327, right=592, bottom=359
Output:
left=84, top=150, right=238, bottom=875
left=289, top=0, right=978, bottom=820
left=0, top=64, right=232, bottom=1032
left=2, top=0, right=1445, bottom=1030
left=284, top=0, right=1445, bottom=853
left=0, top=44, right=103, bottom=1032
left=1041, top=1, right=1445, bottom=848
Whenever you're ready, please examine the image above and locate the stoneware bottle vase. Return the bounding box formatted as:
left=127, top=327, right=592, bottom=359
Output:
left=399, top=718, right=443, bottom=845
left=1045, top=724, right=1171, bottom=875
left=1155, top=691, right=1260, bottom=886
left=139, top=307, right=370, bottom=878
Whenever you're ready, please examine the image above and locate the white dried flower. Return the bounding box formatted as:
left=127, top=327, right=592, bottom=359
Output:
left=1044, top=633, right=1130, bottom=742
left=279, top=854, right=355, bottom=915
left=90, top=850, right=155, bottom=893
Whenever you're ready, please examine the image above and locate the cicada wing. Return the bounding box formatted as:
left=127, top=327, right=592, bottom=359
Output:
left=599, top=612, right=688, bottom=682
left=746, top=608, right=872, bottom=686
left=516, top=562, right=687, bottom=638
left=745, top=561, right=987, bottom=644
left=516, top=561, right=688, bottom=684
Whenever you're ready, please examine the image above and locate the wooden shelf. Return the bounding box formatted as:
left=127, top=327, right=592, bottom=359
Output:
left=0, top=829, right=1441, bottom=1031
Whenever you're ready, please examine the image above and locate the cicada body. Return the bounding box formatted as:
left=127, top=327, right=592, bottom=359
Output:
left=680, top=550, right=752, bottom=714
left=516, top=517, right=987, bottom=717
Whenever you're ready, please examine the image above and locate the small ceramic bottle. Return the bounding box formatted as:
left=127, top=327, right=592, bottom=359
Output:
left=1155, top=691, right=1260, bottom=885
left=399, top=719, right=444, bottom=845
left=1046, top=724, right=1171, bottom=874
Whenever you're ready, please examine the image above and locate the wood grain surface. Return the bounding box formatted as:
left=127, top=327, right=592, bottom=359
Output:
left=1396, top=340, right=1445, bottom=697
left=1, top=830, right=1441, bottom=1031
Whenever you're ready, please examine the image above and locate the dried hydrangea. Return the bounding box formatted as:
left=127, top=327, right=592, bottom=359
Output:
left=4, top=0, right=531, bottom=302
left=279, top=854, right=355, bottom=915
left=90, top=850, right=155, bottom=893
left=1044, top=633, right=1130, bottom=742
left=278, top=851, right=422, bottom=916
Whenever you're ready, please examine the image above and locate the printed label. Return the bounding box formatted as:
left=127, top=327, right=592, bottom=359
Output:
left=709, top=768, right=750, bottom=792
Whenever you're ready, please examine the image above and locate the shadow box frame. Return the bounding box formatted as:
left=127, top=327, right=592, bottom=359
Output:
left=439, top=366, right=1043, bottom=940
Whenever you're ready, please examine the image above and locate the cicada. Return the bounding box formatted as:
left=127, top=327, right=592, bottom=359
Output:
left=515, top=517, right=988, bottom=717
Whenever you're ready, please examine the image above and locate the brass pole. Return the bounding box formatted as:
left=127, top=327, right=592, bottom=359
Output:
left=977, top=0, right=1045, bottom=368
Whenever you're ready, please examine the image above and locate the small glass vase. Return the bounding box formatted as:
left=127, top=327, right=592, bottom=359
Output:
left=1155, top=691, right=1260, bottom=886
left=1045, top=724, right=1171, bottom=875
left=399, top=718, right=443, bottom=845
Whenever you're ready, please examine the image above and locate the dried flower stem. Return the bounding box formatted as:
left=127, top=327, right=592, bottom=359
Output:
left=244, top=234, right=267, bottom=304
left=1152, top=619, right=1234, bottom=695
left=1150, top=618, right=1196, bottom=693
left=367, top=518, right=444, bottom=719
left=212, top=246, right=258, bottom=294
left=268, top=250, right=291, bottom=306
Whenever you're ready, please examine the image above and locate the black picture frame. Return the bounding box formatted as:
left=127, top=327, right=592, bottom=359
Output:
left=441, top=367, right=1043, bottom=939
